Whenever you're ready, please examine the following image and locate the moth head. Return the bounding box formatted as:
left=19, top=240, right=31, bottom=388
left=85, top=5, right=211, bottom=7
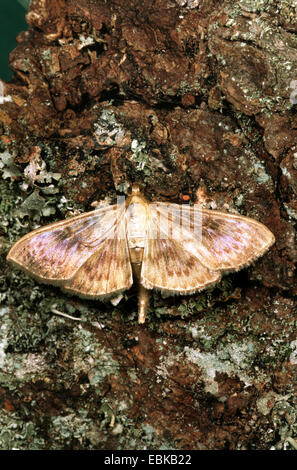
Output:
left=128, top=183, right=148, bottom=205
left=131, top=183, right=141, bottom=195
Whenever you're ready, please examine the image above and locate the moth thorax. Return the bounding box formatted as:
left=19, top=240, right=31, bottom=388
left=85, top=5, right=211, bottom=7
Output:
left=126, top=202, right=147, bottom=249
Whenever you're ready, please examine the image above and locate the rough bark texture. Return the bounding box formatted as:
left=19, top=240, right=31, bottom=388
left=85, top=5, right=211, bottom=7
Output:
left=0, top=0, right=297, bottom=450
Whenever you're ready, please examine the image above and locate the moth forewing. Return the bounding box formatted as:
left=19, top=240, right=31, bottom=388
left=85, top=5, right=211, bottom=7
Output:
left=140, top=201, right=274, bottom=295
left=62, top=215, right=133, bottom=298
left=6, top=203, right=128, bottom=284
left=198, top=209, right=275, bottom=271
left=140, top=203, right=221, bottom=294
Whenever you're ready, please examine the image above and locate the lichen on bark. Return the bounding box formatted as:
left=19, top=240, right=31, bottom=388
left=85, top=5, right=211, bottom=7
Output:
left=0, top=0, right=297, bottom=450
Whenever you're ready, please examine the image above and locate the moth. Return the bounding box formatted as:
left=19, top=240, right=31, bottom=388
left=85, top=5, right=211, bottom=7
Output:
left=7, top=184, right=275, bottom=323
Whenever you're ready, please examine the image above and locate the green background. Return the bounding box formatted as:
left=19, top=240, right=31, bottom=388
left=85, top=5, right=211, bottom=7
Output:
left=0, top=0, right=28, bottom=82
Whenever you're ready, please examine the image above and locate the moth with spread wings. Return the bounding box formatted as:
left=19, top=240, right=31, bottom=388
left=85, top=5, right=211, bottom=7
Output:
left=7, top=184, right=275, bottom=323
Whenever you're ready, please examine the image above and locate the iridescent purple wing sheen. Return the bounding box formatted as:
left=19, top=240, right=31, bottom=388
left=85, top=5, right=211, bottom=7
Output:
left=148, top=202, right=275, bottom=272
left=141, top=203, right=221, bottom=293
left=198, top=209, right=275, bottom=270
left=63, top=216, right=133, bottom=298
left=6, top=203, right=127, bottom=283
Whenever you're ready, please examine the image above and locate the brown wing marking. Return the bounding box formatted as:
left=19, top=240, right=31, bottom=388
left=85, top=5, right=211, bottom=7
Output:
left=141, top=204, right=220, bottom=293
left=63, top=218, right=133, bottom=298
left=6, top=203, right=126, bottom=283
left=149, top=203, right=275, bottom=272
left=199, top=209, right=275, bottom=271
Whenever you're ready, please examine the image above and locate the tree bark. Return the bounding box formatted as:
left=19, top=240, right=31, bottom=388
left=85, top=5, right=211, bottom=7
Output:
left=0, top=0, right=296, bottom=450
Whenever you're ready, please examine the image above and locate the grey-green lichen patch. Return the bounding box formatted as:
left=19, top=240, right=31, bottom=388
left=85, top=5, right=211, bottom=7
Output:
left=0, top=151, right=21, bottom=180
left=184, top=337, right=264, bottom=395
left=23, top=153, right=61, bottom=186
left=270, top=398, right=297, bottom=450
left=71, top=327, right=120, bottom=386
left=256, top=390, right=289, bottom=416
left=0, top=315, right=10, bottom=370
left=94, top=109, right=126, bottom=147
left=105, top=407, right=174, bottom=450
left=16, top=190, right=56, bottom=219
left=130, top=139, right=153, bottom=184
left=289, top=340, right=297, bottom=364
left=0, top=153, right=64, bottom=244
left=177, top=296, right=209, bottom=319
left=187, top=321, right=225, bottom=351
left=0, top=294, right=51, bottom=382
left=0, top=410, right=45, bottom=450
left=47, top=411, right=103, bottom=449
left=13, top=353, right=49, bottom=380
left=209, top=1, right=297, bottom=114
left=254, top=390, right=297, bottom=450
left=239, top=0, right=297, bottom=26
left=0, top=283, right=126, bottom=449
